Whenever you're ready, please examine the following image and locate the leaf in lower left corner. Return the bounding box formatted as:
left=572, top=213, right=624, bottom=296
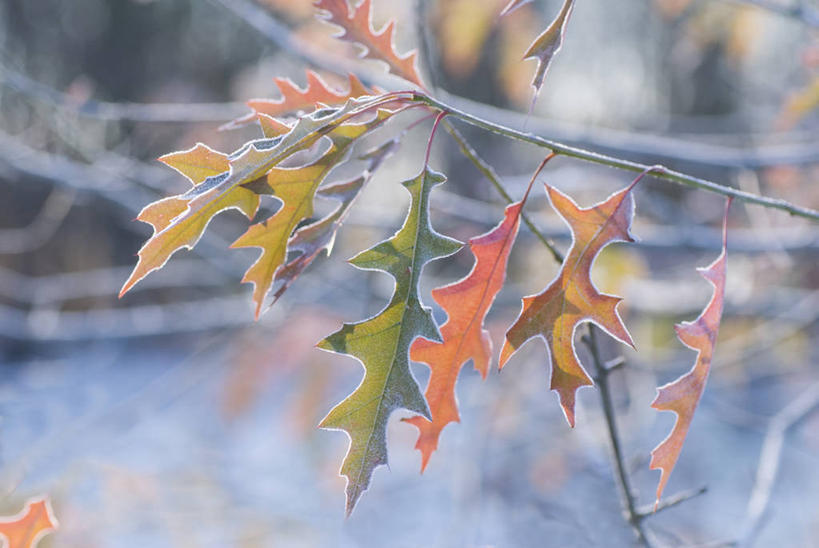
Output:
left=0, top=497, right=58, bottom=548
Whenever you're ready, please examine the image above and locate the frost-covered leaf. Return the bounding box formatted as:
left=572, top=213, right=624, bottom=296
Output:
left=650, top=201, right=730, bottom=506
left=315, top=0, right=424, bottom=87
left=521, top=0, right=574, bottom=105
left=406, top=201, right=522, bottom=471
left=223, top=70, right=377, bottom=131
left=500, top=182, right=636, bottom=427
left=318, top=167, right=462, bottom=514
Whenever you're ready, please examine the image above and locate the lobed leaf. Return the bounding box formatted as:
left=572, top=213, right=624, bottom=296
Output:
left=649, top=202, right=730, bottom=506
left=231, top=109, right=395, bottom=317
left=406, top=201, right=523, bottom=471
left=120, top=95, right=404, bottom=299
left=223, top=70, right=377, bottom=131
left=318, top=167, right=462, bottom=514
left=521, top=0, right=574, bottom=104
left=315, top=0, right=425, bottom=87
left=500, top=183, right=636, bottom=427
left=0, top=497, right=58, bottom=548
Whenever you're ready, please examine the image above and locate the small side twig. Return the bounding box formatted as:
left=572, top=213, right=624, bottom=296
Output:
left=582, top=326, right=656, bottom=547
left=636, top=485, right=708, bottom=518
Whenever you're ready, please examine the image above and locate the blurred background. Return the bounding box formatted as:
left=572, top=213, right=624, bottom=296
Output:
left=0, top=0, right=818, bottom=546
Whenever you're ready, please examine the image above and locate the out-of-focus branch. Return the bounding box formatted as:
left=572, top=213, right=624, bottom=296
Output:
left=208, top=0, right=819, bottom=171
left=0, top=187, right=75, bottom=254
left=738, top=381, right=819, bottom=545
left=0, top=64, right=246, bottom=122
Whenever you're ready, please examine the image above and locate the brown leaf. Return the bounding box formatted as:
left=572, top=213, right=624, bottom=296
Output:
left=521, top=0, right=574, bottom=105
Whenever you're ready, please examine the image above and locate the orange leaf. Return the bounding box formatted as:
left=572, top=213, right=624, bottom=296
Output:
left=500, top=183, right=636, bottom=427
left=406, top=201, right=523, bottom=471
left=650, top=200, right=730, bottom=506
left=0, top=497, right=58, bottom=548
left=223, top=70, right=376, bottom=131
left=315, top=0, right=424, bottom=87
left=120, top=144, right=259, bottom=297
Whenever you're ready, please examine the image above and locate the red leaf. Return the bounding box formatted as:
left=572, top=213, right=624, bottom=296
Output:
left=406, top=201, right=523, bottom=471
left=315, top=0, right=424, bottom=87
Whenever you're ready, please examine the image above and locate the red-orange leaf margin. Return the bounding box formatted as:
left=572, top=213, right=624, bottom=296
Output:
left=315, top=0, right=425, bottom=88
left=0, top=497, right=58, bottom=548
left=650, top=199, right=731, bottom=507
left=500, top=182, right=638, bottom=427
left=222, top=70, right=377, bottom=131
left=406, top=201, right=523, bottom=471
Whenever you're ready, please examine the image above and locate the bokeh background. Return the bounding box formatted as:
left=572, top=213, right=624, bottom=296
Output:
left=1, top=0, right=818, bottom=546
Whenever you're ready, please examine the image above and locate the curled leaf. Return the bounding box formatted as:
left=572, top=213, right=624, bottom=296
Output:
left=522, top=0, right=574, bottom=106
left=650, top=200, right=730, bottom=506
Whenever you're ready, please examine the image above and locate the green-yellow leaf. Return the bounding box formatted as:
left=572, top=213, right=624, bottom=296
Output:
left=318, top=167, right=462, bottom=515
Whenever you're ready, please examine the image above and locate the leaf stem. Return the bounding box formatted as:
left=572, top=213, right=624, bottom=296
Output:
left=443, top=121, right=565, bottom=263
left=413, top=93, right=819, bottom=222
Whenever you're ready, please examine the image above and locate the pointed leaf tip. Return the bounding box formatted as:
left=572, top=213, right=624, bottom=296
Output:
left=319, top=166, right=460, bottom=512
left=649, top=202, right=729, bottom=503
left=503, top=181, right=637, bottom=426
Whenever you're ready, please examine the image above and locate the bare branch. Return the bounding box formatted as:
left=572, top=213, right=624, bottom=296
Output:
left=738, top=381, right=819, bottom=545
left=0, top=187, right=75, bottom=254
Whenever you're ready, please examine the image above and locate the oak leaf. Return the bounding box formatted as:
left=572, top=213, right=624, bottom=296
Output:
left=315, top=0, right=424, bottom=87
left=223, top=70, right=377, bottom=131
left=318, top=167, right=462, bottom=514
left=120, top=95, right=402, bottom=300
left=500, top=183, right=636, bottom=427
left=0, top=497, right=58, bottom=548
left=231, top=108, right=396, bottom=317
left=271, top=139, right=399, bottom=304
left=406, top=201, right=523, bottom=471
left=650, top=202, right=730, bottom=506
left=521, top=0, right=574, bottom=105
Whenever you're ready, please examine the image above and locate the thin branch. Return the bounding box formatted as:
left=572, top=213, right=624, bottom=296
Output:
left=443, top=120, right=565, bottom=263
left=442, top=91, right=819, bottom=170
left=413, top=93, right=819, bottom=222
left=0, top=187, right=75, bottom=254
left=738, top=381, right=819, bottom=546
left=583, top=326, right=656, bottom=547
left=636, top=485, right=708, bottom=517
left=0, top=64, right=246, bottom=122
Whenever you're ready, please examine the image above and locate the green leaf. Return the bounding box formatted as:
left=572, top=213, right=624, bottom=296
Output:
left=318, top=167, right=462, bottom=515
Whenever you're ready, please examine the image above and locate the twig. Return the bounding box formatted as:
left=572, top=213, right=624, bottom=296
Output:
left=738, top=381, right=819, bottom=545
left=413, top=94, right=819, bottom=222
left=442, top=91, right=819, bottom=170
left=583, top=326, right=656, bottom=547
left=0, top=64, right=246, bottom=122
left=443, top=121, right=564, bottom=263
left=636, top=485, right=708, bottom=517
